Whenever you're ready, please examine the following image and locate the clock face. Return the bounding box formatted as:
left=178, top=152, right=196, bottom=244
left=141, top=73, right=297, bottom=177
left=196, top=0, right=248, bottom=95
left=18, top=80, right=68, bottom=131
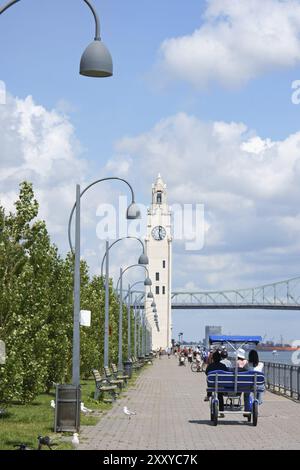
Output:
left=152, top=225, right=166, bottom=240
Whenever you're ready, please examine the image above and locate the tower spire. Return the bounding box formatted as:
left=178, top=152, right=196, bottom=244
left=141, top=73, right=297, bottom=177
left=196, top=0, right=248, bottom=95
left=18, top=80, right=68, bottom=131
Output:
left=152, top=174, right=167, bottom=205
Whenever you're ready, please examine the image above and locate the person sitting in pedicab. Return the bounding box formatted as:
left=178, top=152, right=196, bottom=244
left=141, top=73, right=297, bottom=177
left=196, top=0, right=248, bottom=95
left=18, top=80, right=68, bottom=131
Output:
left=220, top=349, right=232, bottom=369
left=236, top=348, right=248, bottom=370
left=248, top=349, right=264, bottom=405
left=204, top=351, right=228, bottom=415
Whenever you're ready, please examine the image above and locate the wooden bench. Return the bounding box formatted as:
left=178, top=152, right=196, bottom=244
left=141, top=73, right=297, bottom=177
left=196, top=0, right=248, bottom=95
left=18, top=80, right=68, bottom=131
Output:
left=111, top=363, right=129, bottom=384
left=104, top=366, right=124, bottom=390
left=131, top=356, right=143, bottom=369
left=92, top=369, right=118, bottom=401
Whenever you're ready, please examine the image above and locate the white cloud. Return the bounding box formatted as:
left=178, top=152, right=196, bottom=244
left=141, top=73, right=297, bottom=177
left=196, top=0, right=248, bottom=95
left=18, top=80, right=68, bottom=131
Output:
left=157, top=0, right=300, bottom=88
left=112, top=112, right=300, bottom=289
left=0, top=93, right=87, bottom=245
left=0, top=92, right=149, bottom=266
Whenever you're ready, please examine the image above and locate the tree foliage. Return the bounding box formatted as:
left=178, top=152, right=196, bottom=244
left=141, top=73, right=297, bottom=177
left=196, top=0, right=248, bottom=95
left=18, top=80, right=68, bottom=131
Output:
left=0, top=182, right=137, bottom=403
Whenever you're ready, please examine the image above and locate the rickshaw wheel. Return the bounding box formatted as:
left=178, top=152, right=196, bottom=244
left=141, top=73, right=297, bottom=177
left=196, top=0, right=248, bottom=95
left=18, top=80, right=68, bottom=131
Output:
left=212, top=400, right=218, bottom=426
left=252, top=401, right=258, bottom=426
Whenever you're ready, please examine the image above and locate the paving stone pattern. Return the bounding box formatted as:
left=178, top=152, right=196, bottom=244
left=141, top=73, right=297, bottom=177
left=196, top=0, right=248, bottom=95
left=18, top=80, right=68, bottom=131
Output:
left=79, top=356, right=300, bottom=450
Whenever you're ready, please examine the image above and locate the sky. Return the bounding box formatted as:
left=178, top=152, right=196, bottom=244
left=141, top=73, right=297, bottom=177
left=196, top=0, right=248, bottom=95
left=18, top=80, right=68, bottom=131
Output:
left=1, top=0, right=300, bottom=343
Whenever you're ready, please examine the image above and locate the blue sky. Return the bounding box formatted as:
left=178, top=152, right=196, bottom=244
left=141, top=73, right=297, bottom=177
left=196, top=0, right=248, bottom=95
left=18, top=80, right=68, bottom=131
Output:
left=1, top=0, right=300, bottom=343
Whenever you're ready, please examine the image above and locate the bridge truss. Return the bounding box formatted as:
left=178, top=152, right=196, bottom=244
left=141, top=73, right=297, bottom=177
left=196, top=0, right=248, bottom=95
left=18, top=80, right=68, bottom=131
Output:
left=130, top=276, right=300, bottom=310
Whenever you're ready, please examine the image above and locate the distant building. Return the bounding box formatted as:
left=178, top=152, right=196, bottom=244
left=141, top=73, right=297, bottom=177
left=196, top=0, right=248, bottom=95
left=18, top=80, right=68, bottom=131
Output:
left=205, top=325, right=222, bottom=349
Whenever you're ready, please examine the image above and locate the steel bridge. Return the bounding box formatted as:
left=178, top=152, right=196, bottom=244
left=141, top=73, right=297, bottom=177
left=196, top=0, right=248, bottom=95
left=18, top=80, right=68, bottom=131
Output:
left=131, top=276, right=300, bottom=310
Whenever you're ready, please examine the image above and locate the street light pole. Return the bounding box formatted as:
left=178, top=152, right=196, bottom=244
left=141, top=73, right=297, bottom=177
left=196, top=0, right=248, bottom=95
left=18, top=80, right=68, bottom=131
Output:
left=101, top=237, right=147, bottom=369
left=116, top=264, right=152, bottom=371
left=100, top=237, right=148, bottom=279
left=127, top=284, right=131, bottom=361
left=68, top=177, right=140, bottom=375
left=134, top=302, right=137, bottom=358
left=104, top=240, right=109, bottom=368
left=72, top=185, right=81, bottom=386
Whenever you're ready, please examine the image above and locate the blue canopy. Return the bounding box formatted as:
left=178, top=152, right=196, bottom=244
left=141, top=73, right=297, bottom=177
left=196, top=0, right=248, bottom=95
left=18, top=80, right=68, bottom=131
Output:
left=209, top=335, right=262, bottom=344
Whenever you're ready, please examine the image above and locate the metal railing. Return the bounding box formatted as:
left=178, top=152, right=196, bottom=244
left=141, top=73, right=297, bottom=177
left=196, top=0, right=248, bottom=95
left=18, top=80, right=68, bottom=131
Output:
left=264, top=362, right=300, bottom=400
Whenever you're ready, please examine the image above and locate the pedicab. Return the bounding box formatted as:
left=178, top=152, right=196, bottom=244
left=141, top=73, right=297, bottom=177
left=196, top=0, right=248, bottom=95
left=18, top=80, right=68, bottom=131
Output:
left=206, top=335, right=265, bottom=426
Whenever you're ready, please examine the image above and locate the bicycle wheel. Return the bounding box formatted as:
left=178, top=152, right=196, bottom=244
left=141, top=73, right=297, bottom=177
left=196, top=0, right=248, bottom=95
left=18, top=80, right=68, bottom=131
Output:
left=212, top=400, right=219, bottom=426
left=252, top=401, right=258, bottom=426
left=191, top=362, right=198, bottom=372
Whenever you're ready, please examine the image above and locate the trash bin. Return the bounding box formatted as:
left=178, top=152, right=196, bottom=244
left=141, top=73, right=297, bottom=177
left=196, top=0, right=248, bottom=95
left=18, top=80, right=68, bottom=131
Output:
left=54, top=384, right=81, bottom=432
left=123, top=361, right=133, bottom=379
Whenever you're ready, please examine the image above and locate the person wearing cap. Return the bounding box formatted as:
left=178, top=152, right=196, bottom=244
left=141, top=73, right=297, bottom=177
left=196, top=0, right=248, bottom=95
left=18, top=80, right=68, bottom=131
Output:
left=236, top=348, right=248, bottom=370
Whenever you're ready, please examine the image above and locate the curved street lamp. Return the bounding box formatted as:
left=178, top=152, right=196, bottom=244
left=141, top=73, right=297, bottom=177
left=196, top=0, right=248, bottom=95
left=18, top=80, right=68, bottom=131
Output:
left=116, top=264, right=151, bottom=371
left=0, top=0, right=113, bottom=77
left=100, top=237, right=148, bottom=368
left=100, top=236, right=148, bottom=280
left=68, top=178, right=140, bottom=385
left=68, top=177, right=140, bottom=253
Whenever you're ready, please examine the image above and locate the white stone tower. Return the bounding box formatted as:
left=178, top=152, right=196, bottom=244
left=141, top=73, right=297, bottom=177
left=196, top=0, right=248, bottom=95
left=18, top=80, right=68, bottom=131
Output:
left=145, top=174, right=172, bottom=350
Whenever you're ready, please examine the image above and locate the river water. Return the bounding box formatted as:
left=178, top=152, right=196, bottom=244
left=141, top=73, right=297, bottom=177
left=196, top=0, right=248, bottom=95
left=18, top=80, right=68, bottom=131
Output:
left=258, top=350, right=300, bottom=366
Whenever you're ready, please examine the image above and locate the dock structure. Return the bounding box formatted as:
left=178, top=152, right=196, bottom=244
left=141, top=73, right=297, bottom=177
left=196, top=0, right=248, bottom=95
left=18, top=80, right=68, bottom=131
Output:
left=79, top=357, right=300, bottom=450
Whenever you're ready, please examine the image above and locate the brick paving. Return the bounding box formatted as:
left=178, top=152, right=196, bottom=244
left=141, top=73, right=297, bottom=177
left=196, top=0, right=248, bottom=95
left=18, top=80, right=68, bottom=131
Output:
left=79, top=356, right=300, bottom=450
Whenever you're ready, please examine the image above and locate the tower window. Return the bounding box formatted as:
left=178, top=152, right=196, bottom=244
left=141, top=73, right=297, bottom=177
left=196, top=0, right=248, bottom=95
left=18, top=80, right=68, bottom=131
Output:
left=163, top=260, right=166, bottom=268
left=156, top=272, right=159, bottom=281
left=162, top=286, right=165, bottom=295
left=155, top=286, right=159, bottom=295
left=157, top=191, right=162, bottom=204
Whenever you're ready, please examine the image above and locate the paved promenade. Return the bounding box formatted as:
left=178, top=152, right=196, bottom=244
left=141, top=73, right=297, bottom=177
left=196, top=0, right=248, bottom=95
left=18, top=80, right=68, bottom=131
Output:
left=79, top=357, right=300, bottom=450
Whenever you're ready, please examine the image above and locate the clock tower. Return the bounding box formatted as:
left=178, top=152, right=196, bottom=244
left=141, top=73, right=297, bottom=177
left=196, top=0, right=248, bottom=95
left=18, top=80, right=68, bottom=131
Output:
left=145, top=174, right=172, bottom=350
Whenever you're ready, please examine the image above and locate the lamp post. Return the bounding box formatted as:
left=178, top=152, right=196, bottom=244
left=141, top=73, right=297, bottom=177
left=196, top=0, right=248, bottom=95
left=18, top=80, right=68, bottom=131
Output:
left=100, top=237, right=148, bottom=279
left=124, top=285, right=148, bottom=360
left=124, top=282, right=153, bottom=362
left=0, top=0, right=113, bottom=78
left=116, top=264, right=152, bottom=371
left=68, top=177, right=140, bottom=386
left=100, top=237, right=147, bottom=368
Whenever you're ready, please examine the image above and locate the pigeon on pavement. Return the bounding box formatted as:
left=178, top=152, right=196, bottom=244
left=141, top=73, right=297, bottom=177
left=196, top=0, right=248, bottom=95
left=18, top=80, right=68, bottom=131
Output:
left=37, top=435, right=57, bottom=450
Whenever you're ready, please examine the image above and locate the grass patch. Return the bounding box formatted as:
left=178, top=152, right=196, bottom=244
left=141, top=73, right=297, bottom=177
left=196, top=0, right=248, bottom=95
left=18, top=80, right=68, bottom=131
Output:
left=0, top=369, right=143, bottom=450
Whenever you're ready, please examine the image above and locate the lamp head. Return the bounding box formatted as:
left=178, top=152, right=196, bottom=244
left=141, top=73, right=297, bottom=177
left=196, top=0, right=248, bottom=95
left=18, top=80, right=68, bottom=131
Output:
left=138, top=253, right=149, bottom=265
left=126, top=202, right=141, bottom=220
left=144, top=277, right=152, bottom=286
left=153, top=308, right=157, bottom=313
left=151, top=301, right=156, bottom=308
left=80, top=40, right=113, bottom=77
left=147, top=291, right=153, bottom=299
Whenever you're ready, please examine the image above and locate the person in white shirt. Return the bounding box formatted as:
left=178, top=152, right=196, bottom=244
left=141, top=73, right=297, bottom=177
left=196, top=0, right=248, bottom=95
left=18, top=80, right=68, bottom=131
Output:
left=248, top=349, right=264, bottom=372
left=248, top=350, right=264, bottom=404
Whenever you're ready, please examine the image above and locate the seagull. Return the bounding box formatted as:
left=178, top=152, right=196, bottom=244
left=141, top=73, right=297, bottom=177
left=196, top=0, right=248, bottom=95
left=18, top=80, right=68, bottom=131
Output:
left=50, top=400, right=55, bottom=409
left=80, top=402, right=92, bottom=413
left=72, top=433, right=80, bottom=450
left=123, top=406, right=136, bottom=419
